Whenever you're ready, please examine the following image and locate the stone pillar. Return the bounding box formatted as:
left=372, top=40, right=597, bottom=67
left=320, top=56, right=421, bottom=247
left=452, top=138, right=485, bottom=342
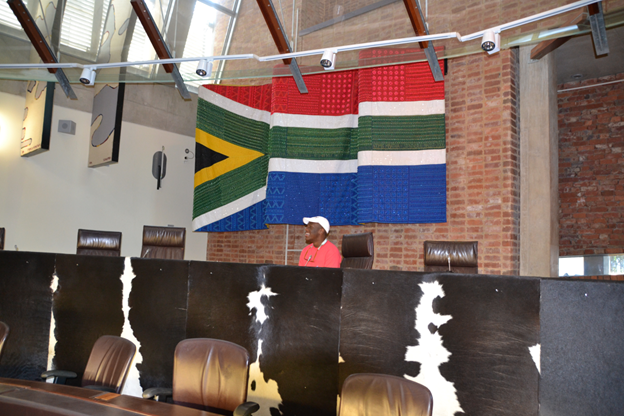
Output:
left=519, top=45, right=559, bottom=277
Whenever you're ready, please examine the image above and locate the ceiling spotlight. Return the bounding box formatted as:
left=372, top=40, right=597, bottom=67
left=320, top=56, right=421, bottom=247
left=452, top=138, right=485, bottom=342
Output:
left=79, top=68, right=95, bottom=85
left=196, top=59, right=213, bottom=77
left=481, top=30, right=501, bottom=54
left=320, top=49, right=337, bottom=70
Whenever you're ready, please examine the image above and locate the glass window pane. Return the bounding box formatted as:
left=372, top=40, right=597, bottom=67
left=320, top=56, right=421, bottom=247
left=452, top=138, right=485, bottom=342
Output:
left=559, top=257, right=584, bottom=277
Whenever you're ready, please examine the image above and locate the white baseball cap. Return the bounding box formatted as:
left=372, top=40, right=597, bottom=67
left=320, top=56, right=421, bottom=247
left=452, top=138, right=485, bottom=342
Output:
left=303, top=216, right=330, bottom=234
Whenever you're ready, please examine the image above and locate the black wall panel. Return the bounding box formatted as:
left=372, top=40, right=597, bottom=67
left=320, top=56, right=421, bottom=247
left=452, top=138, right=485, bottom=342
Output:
left=436, top=273, right=540, bottom=416
left=128, top=258, right=190, bottom=390
left=2, top=251, right=624, bottom=416
left=187, top=261, right=260, bottom=347
left=340, top=271, right=540, bottom=416
left=258, top=266, right=342, bottom=416
left=339, top=269, right=426, bottom=384
left=52, top=254, right=125, bottom=386
left=540, top=279, right=624, bottom=416
left=0, top=251, right=54, bottom=380
left=187, top=263, right=342, bottom=416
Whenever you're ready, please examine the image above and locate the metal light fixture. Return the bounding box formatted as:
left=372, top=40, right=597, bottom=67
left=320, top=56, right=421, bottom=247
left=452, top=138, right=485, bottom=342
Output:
left=320, top=49, right=337, bottom=70
left=79, top=68, right=96, bottom=85
left=481, top=30, right=500, bottom=54
left=196, top=59, right=213, bottom=77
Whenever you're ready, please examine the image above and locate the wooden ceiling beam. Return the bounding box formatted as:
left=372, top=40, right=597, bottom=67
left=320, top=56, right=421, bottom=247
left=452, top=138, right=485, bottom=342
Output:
left=130, top=0, right=190, bottom=99
left=255, top=0, right=307, bottom=93
left=402, top=0, right=443, bottom=81
left=255, top=0, right=292, bottom=65
left=402, top=0, right=428, bottom=49
left=530, top=11, right=588, bottom=60
left=7, top=0, right=76, bottom=99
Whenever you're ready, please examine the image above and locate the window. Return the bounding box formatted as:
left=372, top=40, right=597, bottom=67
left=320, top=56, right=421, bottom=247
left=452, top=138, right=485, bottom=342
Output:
left=559, top=256, right=584, bottom=277
left=179, top=1, right=217, bottom=88
left=0, top=1, right=21, bottom=31
left=60, top=0, right=109, bottom=57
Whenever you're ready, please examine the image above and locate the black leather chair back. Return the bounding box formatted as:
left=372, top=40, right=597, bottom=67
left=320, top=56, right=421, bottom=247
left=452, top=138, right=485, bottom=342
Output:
left=141, top=226, right=186, bottom=260
left=76, top=229, right=122, bottom=257
left=340, top=233, right=374, bottom=269
left=0, top=227, right=5, bottom=250
left=339, top=373, right=433, bottom=416
left=424, top=240, right=478, bottom=273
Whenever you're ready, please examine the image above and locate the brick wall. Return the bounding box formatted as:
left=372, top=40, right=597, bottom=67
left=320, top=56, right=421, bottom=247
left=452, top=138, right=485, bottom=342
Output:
left=206, top=48, right=521, bottom=274
left=558, top=73, right=624, bottom=257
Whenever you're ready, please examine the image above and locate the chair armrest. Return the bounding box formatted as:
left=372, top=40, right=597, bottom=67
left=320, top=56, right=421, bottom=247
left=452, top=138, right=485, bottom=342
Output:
left=234, top=401, right=260, bottom=416
left=84, top=385, right=116, bottom=393
left=41, top=370, right=77, bottom=384
left=142, top=387, right=173, bottom=402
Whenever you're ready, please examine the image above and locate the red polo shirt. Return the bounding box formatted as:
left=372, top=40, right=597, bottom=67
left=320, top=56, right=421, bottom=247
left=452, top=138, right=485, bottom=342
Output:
left=298, top=240, right=342, bottom=268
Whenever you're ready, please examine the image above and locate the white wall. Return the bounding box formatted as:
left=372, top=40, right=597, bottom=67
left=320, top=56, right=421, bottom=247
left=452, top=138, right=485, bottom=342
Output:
left=0, top=91, right=207, bottom=260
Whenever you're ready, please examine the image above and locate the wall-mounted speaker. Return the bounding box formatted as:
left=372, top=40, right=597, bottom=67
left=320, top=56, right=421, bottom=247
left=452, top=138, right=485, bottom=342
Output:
left=58, top=120, right=76, bottom=135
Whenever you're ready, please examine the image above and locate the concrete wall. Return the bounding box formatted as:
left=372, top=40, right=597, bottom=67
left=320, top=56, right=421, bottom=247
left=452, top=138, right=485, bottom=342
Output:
left=0, top=88, right=207, bottom=259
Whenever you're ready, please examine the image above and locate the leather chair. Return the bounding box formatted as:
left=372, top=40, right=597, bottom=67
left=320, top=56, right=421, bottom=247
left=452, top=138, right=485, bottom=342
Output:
left=0, top=227, right=5, bottom=250
left=141, top=226, right=186, bottom=260
left=76, top=229, right=122, bottom=257
left=339, top=373, right=433, bottom=416
left=424, top=240, right=478, bottom=273
left=143, top=338, right=258, bottom=416
left=340, top=232, right=374, bottom=269
left=42, top=335, right=136, bottom=393
left=0, top=321, right=9, bottom=358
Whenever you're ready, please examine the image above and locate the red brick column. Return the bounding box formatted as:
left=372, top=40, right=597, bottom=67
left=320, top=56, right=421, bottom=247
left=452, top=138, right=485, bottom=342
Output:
left=558, top=74, right=624, bottom=256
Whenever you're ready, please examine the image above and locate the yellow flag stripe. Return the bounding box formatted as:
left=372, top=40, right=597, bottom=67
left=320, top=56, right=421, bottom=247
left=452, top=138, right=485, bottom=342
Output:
left=194, top=128, right=265, bottom=188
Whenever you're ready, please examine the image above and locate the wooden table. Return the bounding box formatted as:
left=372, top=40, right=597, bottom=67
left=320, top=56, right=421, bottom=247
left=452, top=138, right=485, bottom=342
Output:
left=0, top=378, right=218, bottom=416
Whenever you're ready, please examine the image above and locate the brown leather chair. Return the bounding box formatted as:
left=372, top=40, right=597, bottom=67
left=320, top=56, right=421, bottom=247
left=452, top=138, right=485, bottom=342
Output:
left=42, top=335, right=136, bottom=393
left=140, top=226, right=186, bottom=260
left=0, top=227, right=5, bottom=250
left=0, top=321, right=9, bottom=357
left=339, top=373, right=433, bottom=416
left=424, top=240, right=478, bottom=273
left=340, top=232, right=374, bottom=269
left=143, top=338, right=258, bottom=415
left=76, top=229, right=122, bottom=257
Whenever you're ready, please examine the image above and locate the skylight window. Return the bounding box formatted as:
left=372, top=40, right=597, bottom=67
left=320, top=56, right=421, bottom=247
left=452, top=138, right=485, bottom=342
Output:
left=180, top=1, right=217, bottom=87
left=0, top=1, right=21, bottom=31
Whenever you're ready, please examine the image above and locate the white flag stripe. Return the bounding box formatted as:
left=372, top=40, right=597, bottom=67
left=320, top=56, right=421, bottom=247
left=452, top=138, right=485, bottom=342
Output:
left=192, top=187, right=267, bottom=229
left=358, top=149, right=446, bottom=166
left=271, top=112, right=358, bottom=129
left=268, top=150, right=445, bottom=174
left=199, top=88, right=271, bottom=124
left=359, top=100, right=445, bottom=117
left=269, top=158, right=358, bottom=174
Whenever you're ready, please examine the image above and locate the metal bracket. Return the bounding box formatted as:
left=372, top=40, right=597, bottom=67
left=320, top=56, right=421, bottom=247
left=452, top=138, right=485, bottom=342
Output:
left=588, top=2, right=609, bottom=55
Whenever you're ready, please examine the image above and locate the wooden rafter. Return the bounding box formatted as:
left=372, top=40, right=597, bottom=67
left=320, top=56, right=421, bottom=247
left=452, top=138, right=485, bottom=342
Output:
left=530, top=11, right=588, bottom=60
left=7, top=0, right=76, bottom=99
left=402, top=0, right=443, bottom=81
left=402, top=0, right=429, bottom=48
left=255, top=0, right=292, bottom=65
left=255, top=0, right=307, bottom=93
left=130, top=0, right=190, bottom=99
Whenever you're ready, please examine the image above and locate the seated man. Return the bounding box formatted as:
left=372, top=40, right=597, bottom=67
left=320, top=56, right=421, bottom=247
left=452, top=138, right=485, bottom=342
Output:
left=298, top=216, right=341, bottom=268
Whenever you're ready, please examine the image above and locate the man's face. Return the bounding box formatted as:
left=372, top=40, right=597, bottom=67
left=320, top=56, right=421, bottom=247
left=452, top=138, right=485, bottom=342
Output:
left=304, top=222, right=325, bottom=245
